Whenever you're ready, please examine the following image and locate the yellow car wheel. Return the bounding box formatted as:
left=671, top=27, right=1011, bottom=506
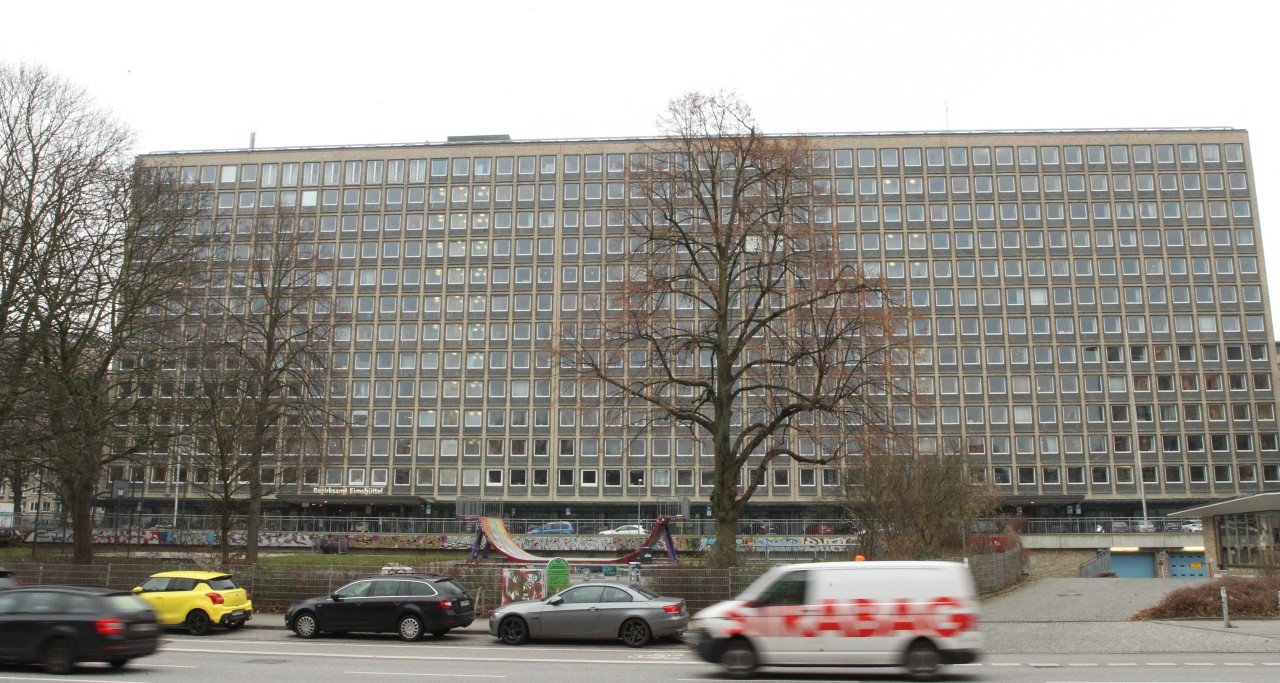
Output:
left=186, top=610, right=212, bottom=636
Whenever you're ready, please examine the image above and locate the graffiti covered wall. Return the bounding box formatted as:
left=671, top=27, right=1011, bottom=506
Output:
left=20, top=527, right=859, bottom=553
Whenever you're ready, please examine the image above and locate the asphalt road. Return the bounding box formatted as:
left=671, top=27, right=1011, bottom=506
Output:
left=4, top=628, right=1277, bottom=683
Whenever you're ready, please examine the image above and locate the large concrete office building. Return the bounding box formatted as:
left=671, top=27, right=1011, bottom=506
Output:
left=125, top=129, right=1278, bottom=524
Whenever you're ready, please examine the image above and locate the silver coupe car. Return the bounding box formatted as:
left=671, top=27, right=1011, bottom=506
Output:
left=490, top=581, right=687, bottom=647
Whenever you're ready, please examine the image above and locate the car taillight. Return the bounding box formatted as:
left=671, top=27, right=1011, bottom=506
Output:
left=205, top=592, right=225, bottom=605
left=663, top=604, right=682, bottom=614
left=439, top=599, right=453, bottom=610
left=244, top=589, right=252, bottom=601
left=95, top=619, right=126, bottom=635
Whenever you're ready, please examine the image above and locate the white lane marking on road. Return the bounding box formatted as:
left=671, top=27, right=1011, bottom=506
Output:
left=1105, top=662, right=1138, bottom=666
left=0, top=677, right=150, bottom=683
left=347, top=672, right=504, bottom=678
left=1066, top=663, right=1098, bottom=667
left=167, top=637, right=679, bottom=656
left=143, top=664, right=197, bottom=668
left=163, top=646, right=689, bottom=665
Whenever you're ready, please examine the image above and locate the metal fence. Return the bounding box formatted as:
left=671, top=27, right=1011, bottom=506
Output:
left=1080, top=551, right=1113, bottom=578
left=6, top=513, right=1202, bottom=537
left=2, top=550, right=1023, bottom=618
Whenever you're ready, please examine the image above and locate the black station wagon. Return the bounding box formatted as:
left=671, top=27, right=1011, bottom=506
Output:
left=285, top=574, right=474, bottom=641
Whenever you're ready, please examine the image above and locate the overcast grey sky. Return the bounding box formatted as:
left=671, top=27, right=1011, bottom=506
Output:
left=6, top=0, right=1279, bottom=313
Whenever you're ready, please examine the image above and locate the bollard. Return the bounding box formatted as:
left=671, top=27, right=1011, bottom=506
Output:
left=1221, top=586, right=1232, bottom=628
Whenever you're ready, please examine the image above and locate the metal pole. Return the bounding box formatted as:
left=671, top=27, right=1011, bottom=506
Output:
left=1221, top=586, right=1232, bottom=628
left=1136, top=449, right=1149, bottom=531
left=172, top=463, right=180, bottom=528
left=30, top=468, right=44, bottom=557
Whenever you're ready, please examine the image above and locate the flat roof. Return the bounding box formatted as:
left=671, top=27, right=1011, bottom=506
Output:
left=1169, top=492, right=1280, bottom=517
left=138, top=126, right=1243, bottom=158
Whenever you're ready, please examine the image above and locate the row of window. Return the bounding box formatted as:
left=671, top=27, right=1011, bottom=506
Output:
left=206, top=169, right=1253, bottom=212
left=198, top=288, right=1274, bottom=336
left=110, top=459, right=1280, bottom=494
left=324, top=401, right=1278, bottom=436
left=209, top=189, right=1257, bottom=228
left=190, top=240, right=1265, bottom=285
left=164, top=141, right=1248, bottom=189
left=321, top=396, right=1278, bottom=429
left=196, top=257, right=1265, bottom=296
left=990, top=463, right=1271, bottom=487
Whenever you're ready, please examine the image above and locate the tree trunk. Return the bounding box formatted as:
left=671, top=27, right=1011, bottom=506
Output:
left=244, top=430, right=265, bottom=564
left=218, top=511, right=231, bottom=565
left=710, top=480, right=739, bottom=567
left=65, top=477, right=94, bottom=564
left=245, top=482, right=261, bottom=564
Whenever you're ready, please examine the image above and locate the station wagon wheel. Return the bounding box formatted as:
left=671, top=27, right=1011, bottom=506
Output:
left=186, top=610, right=212, bottom=636
left=41, top=637, right=75, bottom=675
left=903, top=639, right=941, bottom=681
left=292, top=612, right=319, bottom=638
left=619, top=618, right=651, bottom=647
left=721, top=639, right=757, bottom=677
left=497, top=616, right=529, bottom=645
left=398, top=614, right=424, bottom=641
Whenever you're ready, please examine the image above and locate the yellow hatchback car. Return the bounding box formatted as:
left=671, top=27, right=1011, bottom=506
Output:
left=133, top=571, right=253, bottom=635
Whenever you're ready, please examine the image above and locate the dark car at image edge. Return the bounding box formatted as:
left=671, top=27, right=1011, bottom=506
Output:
left=285, top=573, right=474, bottom=641
left=0, top=567, right=21, bottom=590
left=0, top=585, right=160, bottom=674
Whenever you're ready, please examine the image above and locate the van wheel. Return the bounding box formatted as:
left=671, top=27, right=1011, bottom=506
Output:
left=903, top=639, right=941, bottom=681
left=721, top=639, right=757, bottom=677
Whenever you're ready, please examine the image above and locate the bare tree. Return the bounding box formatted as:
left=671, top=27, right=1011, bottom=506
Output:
left=0, top=64, right=200, bottom=562
left=168, top=208, right=332, bottom=563
left=841, top=436, right=999, bottom=559
left=561, top=92, right=908, bottom=566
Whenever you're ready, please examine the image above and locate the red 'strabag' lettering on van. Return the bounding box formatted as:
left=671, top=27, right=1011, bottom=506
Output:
left=728, top=597, right=976, bottom=639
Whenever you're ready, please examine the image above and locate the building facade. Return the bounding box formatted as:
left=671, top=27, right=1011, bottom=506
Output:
left=125, top=129, right=1277, bottom=524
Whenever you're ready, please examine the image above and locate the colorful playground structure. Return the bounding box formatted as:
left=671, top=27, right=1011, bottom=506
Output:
left=457, top=497, right=686, bottom=565
left=464, top=515, right=683, bottom=564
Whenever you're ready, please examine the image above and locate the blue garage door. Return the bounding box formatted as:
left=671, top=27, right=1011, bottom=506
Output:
left=1110, top=552, right=1156, bottom=578
left=1168, top=552, right=1207, bottom=578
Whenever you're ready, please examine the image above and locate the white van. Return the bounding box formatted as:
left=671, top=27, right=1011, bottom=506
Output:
left=688, top=561, right=982, bottom=680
